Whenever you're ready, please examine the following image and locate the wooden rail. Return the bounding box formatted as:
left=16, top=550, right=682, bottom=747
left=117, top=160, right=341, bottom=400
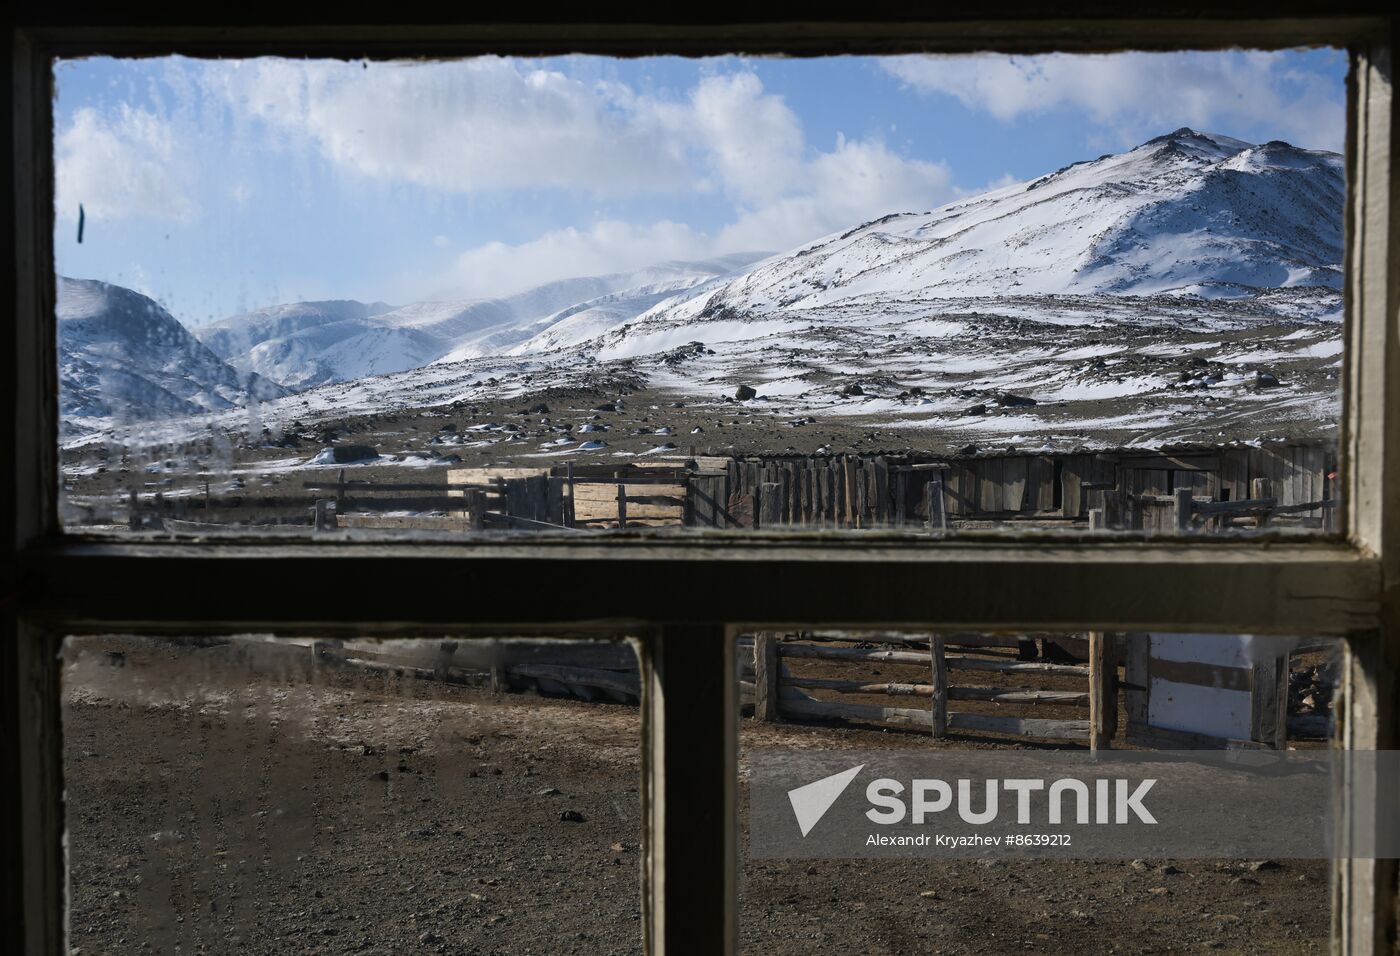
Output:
left=748, top=634, right=1103, bottom=747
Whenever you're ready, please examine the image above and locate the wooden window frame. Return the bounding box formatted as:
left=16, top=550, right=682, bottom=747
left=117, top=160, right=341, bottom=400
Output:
left=3, top=8, right=1397, bottom=954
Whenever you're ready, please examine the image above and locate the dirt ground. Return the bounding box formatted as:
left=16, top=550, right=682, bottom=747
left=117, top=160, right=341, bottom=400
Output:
left=63, top=637, right=1330, bottom=955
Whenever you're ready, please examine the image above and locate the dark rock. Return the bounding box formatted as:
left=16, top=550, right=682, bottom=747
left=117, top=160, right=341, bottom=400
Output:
left=559, top=810, right=586, bottom=823
left=315, top=444, right=379, bottom=464
left=965, top=404, right=987, bottom=417
left=994, top=392, right=1037, bottom=408
left=1248, top=860, right=1281, bottom=872
left=958, top=444, right=979, bottom=457
left=371, top=770, right=389, bottom=782
left=841, top=383, right=865, bottom=397
left=1256, top=372, right=1281, bottom=389
left=530, top=403, right=550, bottom=414
left=733, top=385, right=758, bottom=401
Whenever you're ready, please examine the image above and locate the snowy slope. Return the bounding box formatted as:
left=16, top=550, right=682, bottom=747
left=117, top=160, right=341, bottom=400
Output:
left=198, top=300, right=399, bottom=390
left=620, top=129, right=1342, bottom=333
left=67, top=131, right=1347, bottom=455
left=200, top=254, right=766, bottom=390
left=59, top=277, right=287, bottom=435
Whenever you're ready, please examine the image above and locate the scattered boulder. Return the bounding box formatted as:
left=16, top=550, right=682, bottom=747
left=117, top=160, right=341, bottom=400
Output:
left=733, top=384, right=758, bottom=401
left=559, top=810, right=586, bottom=823
left=1256, top=372, right=1281, bottom=389
left=841, top=383, right=865, bottom=397
left=530, top=402, right=550, bottom=414
left=965, top=404, right=987, bottom=417
left=994, top=392, right=1037, bottom=408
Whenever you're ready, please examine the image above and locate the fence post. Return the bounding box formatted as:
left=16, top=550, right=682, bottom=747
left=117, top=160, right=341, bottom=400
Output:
left=1088, top=508, right=1105, bottom=531
left=1252, top=478, right=1275, bottom=528
left=1173, top=486, right=1193, bottom=534
left=127, top=489, right=140, bottom=530
left=1089, top=631, right=1117, bottom=753
left=758, top=482, right=782, bottom=528
left=314, top=499, right=331, bottom=531
left=565, top=461, right=576, bottom=528
left=617, top=481, right=628, bottom=529
left=753, top=632, right=779, bottom=722
left=465, top=489, right=486, bottom=531
left=930, top=635, right=948, bottom=738
left=924, top=476, right=947, bottom=534
left=335, top=468, right=347, bottom=512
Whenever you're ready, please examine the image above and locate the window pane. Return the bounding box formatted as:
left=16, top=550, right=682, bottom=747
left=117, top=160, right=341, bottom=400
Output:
left=63, top=635, right=642, bottom=953
left=55, top=52, right=1344, bottom=538
left=738, top=630, right=1342, bottom=951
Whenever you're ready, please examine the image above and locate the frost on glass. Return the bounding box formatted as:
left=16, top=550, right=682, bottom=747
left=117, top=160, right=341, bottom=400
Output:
left=55, top=53, right=1344, bottom=537
left=736, top=629, right=1341, bottom=951
left=62, top=635, right=642, bottom=953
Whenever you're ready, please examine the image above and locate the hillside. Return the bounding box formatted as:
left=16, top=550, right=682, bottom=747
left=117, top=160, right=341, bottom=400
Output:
left=59, top=277, right=286, bottom=437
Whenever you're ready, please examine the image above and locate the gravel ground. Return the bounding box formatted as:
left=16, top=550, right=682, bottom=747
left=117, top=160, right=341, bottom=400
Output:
left=63, top=636, right=1330, bottom=955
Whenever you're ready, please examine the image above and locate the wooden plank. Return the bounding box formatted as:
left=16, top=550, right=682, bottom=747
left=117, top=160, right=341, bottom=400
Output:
left=930, top=634, right=948, bottom=738
left=1060, top=455, right=1085, bottom=518
left=780, top=697, right=930, bottom=728
left=758, top=482, right=782, bottom=528
left=776, top=675, right=1088, bottom=706
left=979, top=457, right=1004, bottom=514
left=872, top=456, right=890, bottom=525
left=777, top=642, right=1091, bottom=675
left=1251, top=652, right=1289, bottom=749
left=1089, top=631, right=1117, bottom=752
left=1120, top=454, right=1220, bottom=472
left=842, top=456, right=857, bottom=528
left=946, top=712, right=1092, bottom=741
left=573, top=501, right=682, bottom=521
left=950, top=687, right=1090, bottom=706
left=753, top=632, right=779, bottom=722
left=335, top=515, right=480, bottom=531
left=572, top=482, right=687, bottom=500
left=507, top=663, right=640, bottom=697
left=447, top=467, right=550, bottom=484
left=1004, top=456, right=1029, bottom=513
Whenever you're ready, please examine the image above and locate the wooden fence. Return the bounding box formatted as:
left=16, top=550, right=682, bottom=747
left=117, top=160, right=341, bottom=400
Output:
left=120, top=441, right=1336, bottom=534
left=738, top=631, right=1114, bottom=749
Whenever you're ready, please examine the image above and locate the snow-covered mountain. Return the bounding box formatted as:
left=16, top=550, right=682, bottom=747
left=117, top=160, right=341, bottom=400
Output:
left=63, top=130, right=1348, bottom=454
left=618, top=129, right=1342, bottom=336
left=199, top=254, right=765, bottom=390
left=59, top=277, right=286, bottom=435
left=196, top=300, right=398, bottom=390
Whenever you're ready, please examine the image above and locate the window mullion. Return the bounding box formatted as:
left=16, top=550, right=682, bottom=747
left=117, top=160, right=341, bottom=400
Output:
left=641, top=623, right=736, bottom=955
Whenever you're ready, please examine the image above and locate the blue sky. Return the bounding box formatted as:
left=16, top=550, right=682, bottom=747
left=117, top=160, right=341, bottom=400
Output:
left=53, top=50, right=1346, bottom=326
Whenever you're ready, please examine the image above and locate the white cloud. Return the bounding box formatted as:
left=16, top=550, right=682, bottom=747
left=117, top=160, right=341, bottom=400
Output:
left=55, top=106, right=196, bottom=222
left=314, top=64, right=954, bottom=297
left=443, top=220, right=717, bottom=299
left=439, top=131, right=954, bottom=299
left=208, top=58, right=692, bottom=198
left=881, top=51, right=1345, bottom=152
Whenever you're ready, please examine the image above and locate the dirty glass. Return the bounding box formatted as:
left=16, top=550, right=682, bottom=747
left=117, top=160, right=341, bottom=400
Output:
left=736, top=629, right=1342, bottom=952
left=62, top=635, right=643, bottom=954
left=54, top=52, right=1345, bottom=538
